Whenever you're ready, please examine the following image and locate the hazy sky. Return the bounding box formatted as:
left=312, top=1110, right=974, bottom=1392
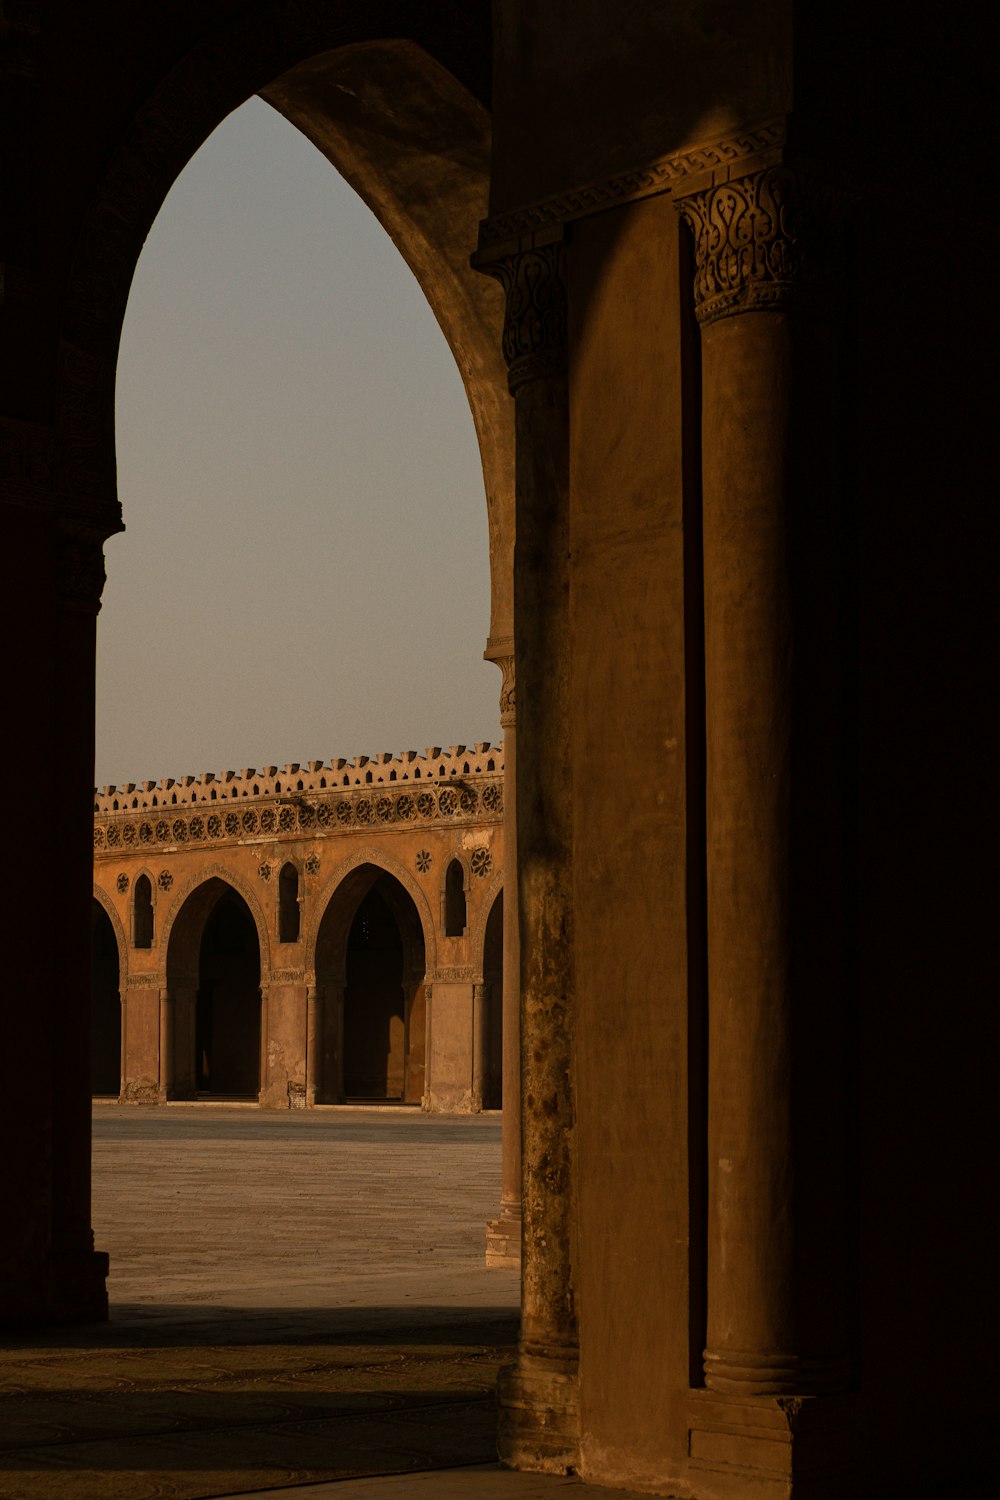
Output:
left=98, top=96, right=498, bottom=788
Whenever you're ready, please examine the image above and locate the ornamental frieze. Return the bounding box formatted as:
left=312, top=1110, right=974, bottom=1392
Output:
left=94, top=745, right=504, bottom=858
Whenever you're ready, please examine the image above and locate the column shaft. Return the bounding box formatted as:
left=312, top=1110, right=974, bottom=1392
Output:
left=678, top=166, right=849, bottom=1397
left=475, top=235, right=579, bottom=1471
left=305, top=983, right=321, bottom=1104
left=486, top=660, right=521, bottom=1264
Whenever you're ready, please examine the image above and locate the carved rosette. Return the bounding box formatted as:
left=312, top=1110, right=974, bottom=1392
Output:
left=483, top=242, right=567, bottom=392
left=675, top=166, right=840, bottom=326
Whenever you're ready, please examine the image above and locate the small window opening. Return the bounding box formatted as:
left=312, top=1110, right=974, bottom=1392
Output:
left=365, top=771, right=372, bottom=784
left=445, top=859, right=467, bottom=937
left=487, top=759, right=495, bottom=772
left=279, top=863, right=300, bottom=943
left=210, top=788, right=217, bottom=800
left=297, top=779, right=304, bottom=791
left=133, top=875, right=154, bottom=949
left=390, top=770, right=397, bottom=781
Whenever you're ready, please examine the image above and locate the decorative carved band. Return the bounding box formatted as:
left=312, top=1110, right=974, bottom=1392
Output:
left=476, top=118, right=786, bottom=248
left=480, top=243, right=567, bottom=393
left=95, top=777, right=504, bottom=855
left=675, top=166, right=841, bottom=326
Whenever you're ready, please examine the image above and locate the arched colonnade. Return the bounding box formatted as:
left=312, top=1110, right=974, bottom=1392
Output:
left=5, top=5, right=986, bottom=1497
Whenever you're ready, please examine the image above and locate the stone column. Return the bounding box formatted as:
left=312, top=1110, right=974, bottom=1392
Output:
left=305, top=982, right=321, bottom=1104
left=50, top=520, right=110, bottom=1319
left=159, top=979, right=196, bottom=1100
left=675, top=165, right=850, bottom=1424
left=485, top=648, right=521, bottom=1266
left=471, top=981, right=487, bottom=1109
left=476, top=232, right=578, bottom=1472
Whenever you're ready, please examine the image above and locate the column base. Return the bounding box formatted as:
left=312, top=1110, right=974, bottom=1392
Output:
left=486, top=1210, right=521, bottom=1268
left=687, top=1389, right=857, bottom=1499
left=122, top=1078, right=159, bottom=1104
left=498, top=1351, right=580, bottom=1474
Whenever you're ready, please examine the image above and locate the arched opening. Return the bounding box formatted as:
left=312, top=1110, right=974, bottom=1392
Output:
left=196, top=890, right=261, bottom=1097
left=314, top=864, right=427, bottom=1105
left=165, top=878, right=262, bottom=1101
left=481, top=890, right=503, bottom=1110
left=91, top=901, right=121, bottom=1098
left=444, top=858, right=467, bottom=937
left=278, top=863, right=300, bottom=944
left=133, top=874, right=154, bottom=949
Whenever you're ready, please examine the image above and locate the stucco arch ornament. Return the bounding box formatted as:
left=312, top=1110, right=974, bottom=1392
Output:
left=53, top=1, right=497, bottom=543
left=93, top=883, right=129, bottom=990
left=304, top=846, right=437, bottom=981
left=159, top=865, right=272, bottom=985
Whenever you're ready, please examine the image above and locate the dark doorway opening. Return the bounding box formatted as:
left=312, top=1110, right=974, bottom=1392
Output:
left=91, top=901, right=121, bottom=1096
left=195, top=888, right=261, bottom=1097
left=344, top=886, right=407, bottom=1099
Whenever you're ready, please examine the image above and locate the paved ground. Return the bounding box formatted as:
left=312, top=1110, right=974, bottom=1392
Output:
left=1, top=1106, right=657, bottom=1500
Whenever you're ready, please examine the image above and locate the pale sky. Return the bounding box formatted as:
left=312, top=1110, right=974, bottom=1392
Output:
left=98, top=96, right=498, bottom=788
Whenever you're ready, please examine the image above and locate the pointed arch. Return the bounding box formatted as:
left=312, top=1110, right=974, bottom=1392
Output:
left=93, top=883, right=128, bottom=987
left=160, top=863, right=271, bottom=984
left=304, top=845, right=437, bottom=979
left=54, top=5, right=511, bottom=655
left=470, top=866, right=504, bottom=982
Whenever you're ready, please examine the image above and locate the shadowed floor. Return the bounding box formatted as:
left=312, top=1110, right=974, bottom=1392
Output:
left=0, top=1105, right=520, bottom=1500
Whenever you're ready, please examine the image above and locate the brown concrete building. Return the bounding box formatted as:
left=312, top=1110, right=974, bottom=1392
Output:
left=91, top=744, right=505, bottom=1115
left=1, top=4, right=995, bottom=1497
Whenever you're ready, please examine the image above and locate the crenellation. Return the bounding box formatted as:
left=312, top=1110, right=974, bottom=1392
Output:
left=93, top=742, right=505, bottom=826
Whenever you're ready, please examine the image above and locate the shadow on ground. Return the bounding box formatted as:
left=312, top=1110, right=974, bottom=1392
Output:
left=0, top=1307, right=518, bottom=1500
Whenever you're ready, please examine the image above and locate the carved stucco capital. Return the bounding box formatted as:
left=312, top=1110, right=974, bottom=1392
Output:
left=496, top=654, right=516, bottom=728
left=675, top=165, right=843, bottom=326
left=56, top=521, right=107, bottom=615
left=479, top=241, right=567, bottom=393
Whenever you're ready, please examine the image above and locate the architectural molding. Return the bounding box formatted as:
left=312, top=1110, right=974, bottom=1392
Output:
left=476, top=117, right=786, bottom=250
left=435, top=964, right=475, bottom=983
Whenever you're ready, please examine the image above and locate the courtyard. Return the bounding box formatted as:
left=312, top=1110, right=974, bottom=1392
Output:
left=1, top=1105, right=526, bottom=1499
